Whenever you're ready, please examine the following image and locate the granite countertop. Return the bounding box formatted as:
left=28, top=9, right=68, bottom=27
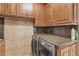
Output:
left=35, top=33, right=79, bottom=49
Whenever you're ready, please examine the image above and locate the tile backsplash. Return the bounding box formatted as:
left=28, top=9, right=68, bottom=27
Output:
left=35, top=26, right=78, bottom=38
left=34, top=27, right=47, bottom=33
left=52, top=27, right=71, bottom=38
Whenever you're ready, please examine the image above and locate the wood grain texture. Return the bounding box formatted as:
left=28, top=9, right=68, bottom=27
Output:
left=61, top=47, right=71, bottom=56
left=0, top=3, right=79, bottom=26
left=35, top=4, right=46, bottom=27
left=0, top=40, right=5, bottom=56
left=16, top=3, right=36, bottom=18
left=70, top=44, right=77, bottom=56
left=76, top=42, right=79, bottom=56
left=46, top=4, right=53, bottom=26
left=57, top=47, right=61, bottom=56
left=0, top=4, right=4, bottom=15
left=28, top=3, right=36, bottom=18
left=0, top=3, right=36, bottom=19
left=52, top=4, right=73, bottom=24
left=16, top=3, right=28, bottom=17
left=57, top=43, right=77, bottom=56
left=45, top=3, right=76, bottom=26
left=4, top=3, right=17, bottom=16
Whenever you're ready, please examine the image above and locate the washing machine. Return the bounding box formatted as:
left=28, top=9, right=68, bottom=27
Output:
left=38, top=38, right=56, bottom=56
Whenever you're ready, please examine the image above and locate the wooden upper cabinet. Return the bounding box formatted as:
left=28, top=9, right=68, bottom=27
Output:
left=0, top=3, right=78, bottom=26
left=27, top=3, right=36, bottom=18
left=16, top=3, right=36, bottom=18
left=35, top=4, right=46, bottom=27
left=0, top=4, right=4, bottom=15
left=46, top=4, right=53, bottom=26
left=61, top=47, right=71, bottom=56
left=16, top=3, right=28, bottom=17
left=45, top=3, right=76, bottom=26
left=53, top=4, right=73, bottom=25
left=4, top=3, right=17, bottom=16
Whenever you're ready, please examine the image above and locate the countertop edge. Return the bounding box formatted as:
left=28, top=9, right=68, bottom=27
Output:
left=34, top=34, right=79, bottom=49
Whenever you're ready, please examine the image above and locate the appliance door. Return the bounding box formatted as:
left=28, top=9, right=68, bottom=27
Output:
left=38, top=39, right=56, bottom=56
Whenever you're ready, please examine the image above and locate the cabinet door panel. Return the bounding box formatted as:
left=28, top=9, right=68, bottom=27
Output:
left=28, top=3, right=36, bottom=18
left=0, top=4, right=4, bottom=14
left=46, top=4, right=53, bottom=26
left=17, top=3, right=36, bottom=18
left=60, top=44, right=77, bottom=56
left=54, top=4, right=73, bottom=24
left=35, top=4, right=46, bottom=26
left=0, top=41, right=5, bottom=56
left=4, top=3, right=17, bottom=16
left=71, top=44, right=76, bottom=56
left=16, top=3, right=28, bottom=17
left=61, top=47, right=71, bottom=56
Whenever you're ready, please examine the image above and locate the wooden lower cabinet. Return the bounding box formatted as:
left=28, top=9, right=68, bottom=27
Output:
left=61, top=47, right=71, bottom=56
left=70, top=44, right=77, bottom=56
left=0, top=40, right=5, bottom=56
left=57, top=43, right=77, bottom=56
left=76, top=42, right=79, bottom=56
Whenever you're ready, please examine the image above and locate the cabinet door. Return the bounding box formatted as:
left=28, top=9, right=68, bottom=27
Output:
left=46, top=4, right=53, bottom=26
left=16, top=3, right=28, bottom=17
left=0, top=40, right=5, bottom=56
left=53, top=4, right=73, bottom=25
left=61, top=47, right=71, bottom=56
left=17, top=3, right=36, bottom=18
left=4, top=3, right=17, bottom=16
left=71, top=44, right=77, bottom=56
left=35, top=4, right=46, bottom=26
left=0, top=4, right=4, bottom=15
left=28, top=3, right=36, bottom=18
left=76, top=42, right=79, bottom=56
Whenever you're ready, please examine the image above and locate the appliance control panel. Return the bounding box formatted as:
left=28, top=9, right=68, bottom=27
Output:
left=39, top=39, right=55, bottom=50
